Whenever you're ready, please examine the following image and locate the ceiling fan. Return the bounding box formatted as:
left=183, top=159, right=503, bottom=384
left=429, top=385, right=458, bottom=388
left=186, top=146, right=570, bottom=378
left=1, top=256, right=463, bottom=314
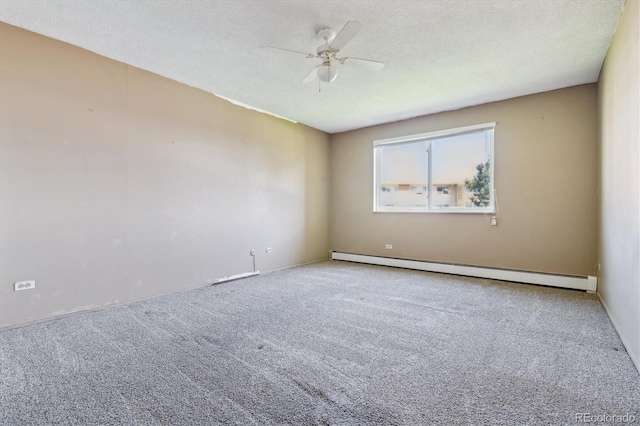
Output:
left=268, top=21, right=384, bottom=86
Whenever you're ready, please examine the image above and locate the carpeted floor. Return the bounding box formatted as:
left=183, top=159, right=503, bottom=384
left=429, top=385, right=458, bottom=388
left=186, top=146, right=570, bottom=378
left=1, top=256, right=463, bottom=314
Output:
left=0, top=260, right=638, bottom=425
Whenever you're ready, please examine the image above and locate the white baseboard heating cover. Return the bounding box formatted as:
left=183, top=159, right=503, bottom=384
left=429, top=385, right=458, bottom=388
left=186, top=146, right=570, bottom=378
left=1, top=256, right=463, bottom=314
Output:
left=331, top=252, right=597, bottom=292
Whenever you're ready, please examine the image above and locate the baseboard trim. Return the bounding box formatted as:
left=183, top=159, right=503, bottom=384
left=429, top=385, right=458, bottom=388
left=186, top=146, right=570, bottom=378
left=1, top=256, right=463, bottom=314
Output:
left=0, top=257, right=330, bottom=333
left=597, top=292, right=640, bottom=374
left=331, top=252, right=597, bottom=292
left=263, top=257, right=330, bottom=274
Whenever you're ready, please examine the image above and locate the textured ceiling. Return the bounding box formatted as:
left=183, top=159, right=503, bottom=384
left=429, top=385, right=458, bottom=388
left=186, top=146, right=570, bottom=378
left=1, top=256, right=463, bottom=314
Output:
left=0, top=1, right=625, bottom=133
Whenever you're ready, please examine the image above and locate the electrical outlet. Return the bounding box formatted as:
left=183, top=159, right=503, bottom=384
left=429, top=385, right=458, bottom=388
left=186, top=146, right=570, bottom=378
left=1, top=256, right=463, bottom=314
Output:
left=249, top=249, right=256, bottom=256
left=385, top=244, right=393, bottom=249
left=266, top=247, right=272, bottom=254
left=14, top=280, right=36, bottom=291
left=490, top=216, right=497, bottom=226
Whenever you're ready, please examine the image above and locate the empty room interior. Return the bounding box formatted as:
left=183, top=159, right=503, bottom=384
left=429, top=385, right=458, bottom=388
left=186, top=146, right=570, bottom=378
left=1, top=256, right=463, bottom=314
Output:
left=0, top=0, right=639, bottom=424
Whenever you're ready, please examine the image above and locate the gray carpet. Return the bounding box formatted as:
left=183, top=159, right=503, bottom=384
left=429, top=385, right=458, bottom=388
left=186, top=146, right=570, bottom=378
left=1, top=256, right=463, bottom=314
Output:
left=0, top=261, right=638, bottom=425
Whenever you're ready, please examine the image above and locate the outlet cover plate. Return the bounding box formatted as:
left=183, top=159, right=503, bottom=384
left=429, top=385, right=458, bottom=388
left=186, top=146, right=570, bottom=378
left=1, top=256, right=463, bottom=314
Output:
left=15, top=280, right=36, bottom=291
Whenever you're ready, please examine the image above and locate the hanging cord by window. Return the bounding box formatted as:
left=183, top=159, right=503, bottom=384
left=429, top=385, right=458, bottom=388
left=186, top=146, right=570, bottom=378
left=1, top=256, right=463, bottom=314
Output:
left=485, top=189, right=499, bottom=225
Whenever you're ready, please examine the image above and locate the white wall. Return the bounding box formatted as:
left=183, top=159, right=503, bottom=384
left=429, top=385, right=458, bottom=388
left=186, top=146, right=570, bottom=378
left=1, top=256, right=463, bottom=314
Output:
left=598, top=0, right=640, bottom=371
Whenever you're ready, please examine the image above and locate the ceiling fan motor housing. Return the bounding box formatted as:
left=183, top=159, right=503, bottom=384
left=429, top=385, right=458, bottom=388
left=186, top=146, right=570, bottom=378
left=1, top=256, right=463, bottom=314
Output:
left=317, top=45, right=338, bottom=57
left=317, top=28, right=338, bottom=58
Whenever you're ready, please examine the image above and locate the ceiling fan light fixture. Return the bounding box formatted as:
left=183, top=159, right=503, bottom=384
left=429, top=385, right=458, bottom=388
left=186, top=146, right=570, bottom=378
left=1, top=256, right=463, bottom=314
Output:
left=317, top=64, right=338, bottom=83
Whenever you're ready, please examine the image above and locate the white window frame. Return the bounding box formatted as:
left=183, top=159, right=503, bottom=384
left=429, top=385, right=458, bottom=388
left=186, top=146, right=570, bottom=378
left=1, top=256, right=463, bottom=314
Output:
left=373, top=122, right=495, bottom=214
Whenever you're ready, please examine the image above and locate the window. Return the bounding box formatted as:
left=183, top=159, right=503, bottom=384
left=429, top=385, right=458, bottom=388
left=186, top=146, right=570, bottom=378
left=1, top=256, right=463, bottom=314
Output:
left=373, top=123, right=495, bottom=213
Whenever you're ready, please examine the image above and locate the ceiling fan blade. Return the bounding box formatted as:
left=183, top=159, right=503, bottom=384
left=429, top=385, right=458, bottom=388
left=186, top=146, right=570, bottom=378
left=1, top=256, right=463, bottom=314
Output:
left=302, top=67, right=318, bottom=83
left=330, top=21, right=363, bottom=51
left=342, top=57, right=384, bottom=71
left=266, top=46, right=317, bottom=58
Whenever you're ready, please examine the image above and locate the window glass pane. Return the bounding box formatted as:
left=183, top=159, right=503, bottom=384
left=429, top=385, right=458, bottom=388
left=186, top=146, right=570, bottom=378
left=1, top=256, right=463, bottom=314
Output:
left=430, top=131, right=491, bottom=210
left=377, top=141, right=428, bottom=210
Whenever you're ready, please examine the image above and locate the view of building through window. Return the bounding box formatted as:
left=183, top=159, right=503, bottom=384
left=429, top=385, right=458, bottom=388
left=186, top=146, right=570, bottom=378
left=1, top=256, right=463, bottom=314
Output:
left=374, top=124, right=494, bottom=212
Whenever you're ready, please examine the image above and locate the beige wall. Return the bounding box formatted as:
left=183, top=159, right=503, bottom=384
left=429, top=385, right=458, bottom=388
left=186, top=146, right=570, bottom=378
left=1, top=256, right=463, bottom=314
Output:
left=331, top=85, right=598, bottom=277
left=0, top=23, right=330, bottom=329
left=598, top=0, right=639, bottom=370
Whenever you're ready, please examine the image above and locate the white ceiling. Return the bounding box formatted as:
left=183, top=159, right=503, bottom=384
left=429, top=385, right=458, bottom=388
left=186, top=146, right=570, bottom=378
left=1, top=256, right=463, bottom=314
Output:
left=0, top=1, right=625, bottom=133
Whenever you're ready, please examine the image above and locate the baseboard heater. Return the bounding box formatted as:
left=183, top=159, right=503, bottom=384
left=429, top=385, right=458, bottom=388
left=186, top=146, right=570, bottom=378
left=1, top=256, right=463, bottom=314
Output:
left=331, top=252, right=597, bottom=292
